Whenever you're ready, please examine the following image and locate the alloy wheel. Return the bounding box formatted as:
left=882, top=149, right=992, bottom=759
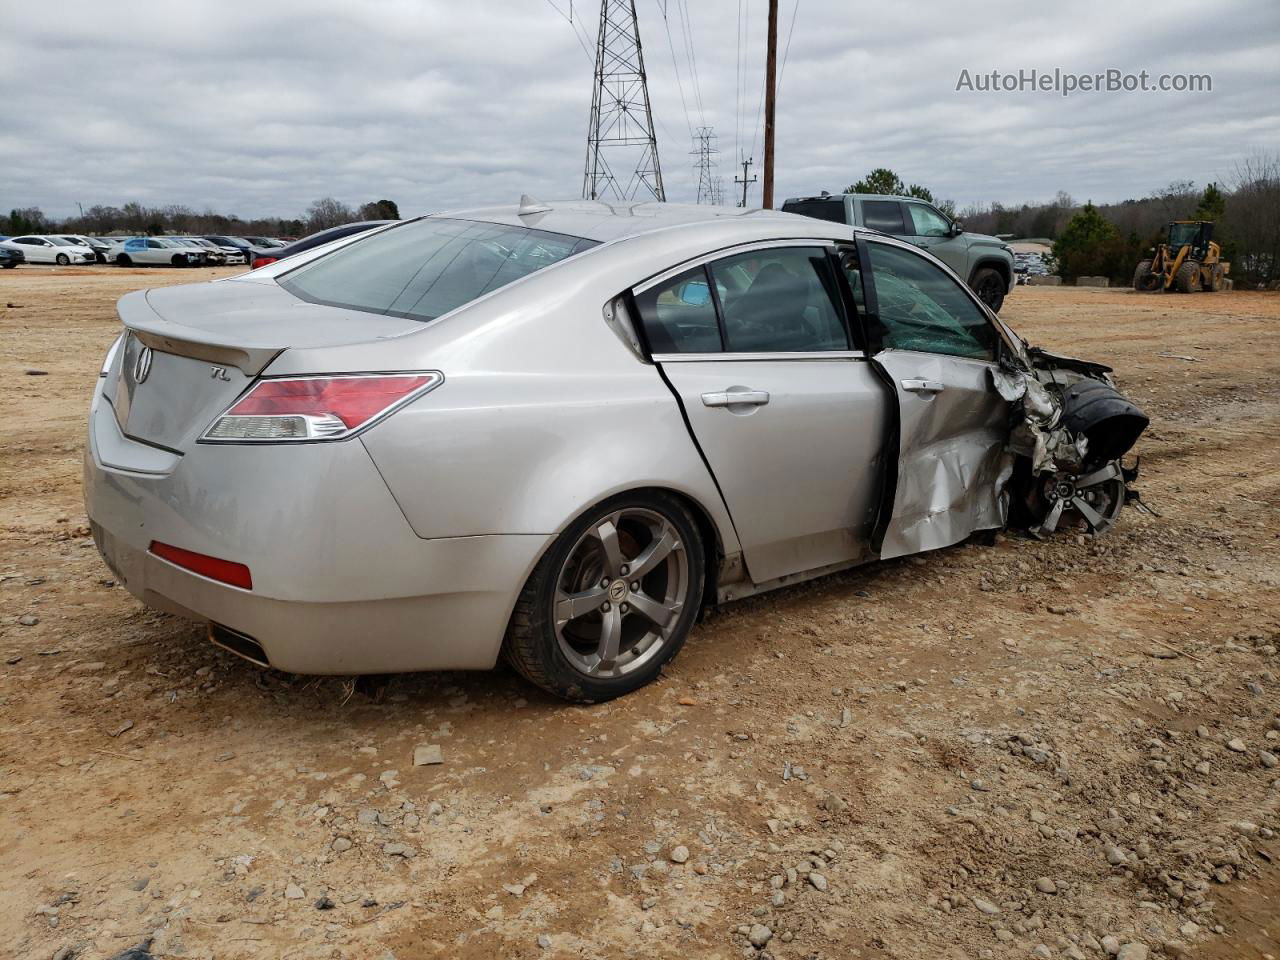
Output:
left=1032, top=460, right=1126, bottom=538
left=552, top=507, right=688, bottom=679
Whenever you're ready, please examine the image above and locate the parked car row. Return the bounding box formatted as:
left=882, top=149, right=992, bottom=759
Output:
left=0, top=234, right=98, bottom=265
left=0, top=234, right=293, bottom=267
left=0, top=229, right=392, bottom=271
left=1014, top=252, right=1052, bottom=283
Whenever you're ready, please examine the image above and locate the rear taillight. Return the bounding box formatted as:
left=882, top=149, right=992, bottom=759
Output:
left=252, top=256, right=277, bottom=268
left=150, top=541, right=253, bottom=589
left=201, top=372, right=442, bottom=442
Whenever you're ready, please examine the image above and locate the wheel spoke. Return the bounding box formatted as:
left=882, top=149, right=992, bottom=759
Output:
left=1071, top=495, right=1105, bottom=530
left=1076, top=461, right=1120, bottom=490
left=1037, top=497, right=1066, bottom=536
left=592, top=516, right=625, bottom=578
left=595, top=606, right=623, bottom=667
left=555, top=586, right=607, bottom=624
left=628, top=525, right=679, bottom=579
left=627, top=590, right=680, bottom=631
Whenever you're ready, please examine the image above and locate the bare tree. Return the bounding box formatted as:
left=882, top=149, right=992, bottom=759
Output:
left=306, top=197, right=355, bottom=232
left=1226, top=152, right=1280, bottom=286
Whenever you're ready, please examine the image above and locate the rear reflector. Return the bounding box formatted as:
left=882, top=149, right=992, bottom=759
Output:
left=202, top=372, right=442, bottom=442
left=252, top=256, right=277, bottom=268
left=150, top=541, right=253, bottom=590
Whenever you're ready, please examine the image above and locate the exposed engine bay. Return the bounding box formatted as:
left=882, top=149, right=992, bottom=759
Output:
left=991, top=333, right=1150, bottom=538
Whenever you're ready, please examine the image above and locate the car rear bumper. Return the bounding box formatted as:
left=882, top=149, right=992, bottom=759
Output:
left=83, top=391, right=547, bottom=674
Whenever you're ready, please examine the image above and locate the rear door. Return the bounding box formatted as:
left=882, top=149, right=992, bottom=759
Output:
left=856, top=198, right=909, bottom=238
left=854, top=238, right=1011, bottom=558
left=637, top=242, right=889, bottom=584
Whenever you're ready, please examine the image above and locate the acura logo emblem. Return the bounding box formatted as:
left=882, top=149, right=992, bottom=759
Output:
left=133, top=346, right=153, bottom=384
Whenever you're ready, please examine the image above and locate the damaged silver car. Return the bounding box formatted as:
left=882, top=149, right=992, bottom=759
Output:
left=84, top=200, right=1146, bottom=703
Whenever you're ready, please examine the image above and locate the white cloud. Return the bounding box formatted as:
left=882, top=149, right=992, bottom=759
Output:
left=1, top=0, right=1277, bottom=219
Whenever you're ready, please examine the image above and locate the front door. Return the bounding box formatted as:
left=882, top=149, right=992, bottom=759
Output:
left=857, top=239, right=1012, bottom=558
left=903, top=201, right=968, bottom=278
left=636, top=244, right=889, bottom=584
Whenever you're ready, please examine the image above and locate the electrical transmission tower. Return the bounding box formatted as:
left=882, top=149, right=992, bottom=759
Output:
left=691, top=126, right=721, bottom=205
left=583, top=0, right=665, bottom=202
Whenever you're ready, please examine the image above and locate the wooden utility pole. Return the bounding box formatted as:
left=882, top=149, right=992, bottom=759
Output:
left=762, top=0, right=779, bottom=208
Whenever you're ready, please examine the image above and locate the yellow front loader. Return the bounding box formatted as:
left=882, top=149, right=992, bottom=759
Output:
left=1133, top=220, right=1229, bottom=293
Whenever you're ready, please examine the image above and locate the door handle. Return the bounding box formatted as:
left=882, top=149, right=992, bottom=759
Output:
left=701, top=389, right=770, bottom=407
left=900, top=379, right=945, bottom=394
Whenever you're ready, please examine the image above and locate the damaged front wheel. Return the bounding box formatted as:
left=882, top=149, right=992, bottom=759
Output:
left=1030, top=460, right=1127, bottom=538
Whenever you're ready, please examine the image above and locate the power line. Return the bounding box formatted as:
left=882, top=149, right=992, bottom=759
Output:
left=543, top=0, right=596, bottom=62
left=737, top=0, right=747, bottom=167
left=777, top=0, right=801, bottom=98
left=658, top=0, right=695, bottom=139
left=676, top=0, right=704, bottom=125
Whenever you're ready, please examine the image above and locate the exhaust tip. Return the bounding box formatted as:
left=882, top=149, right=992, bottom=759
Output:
left=208, top=622, right=270, bottom=668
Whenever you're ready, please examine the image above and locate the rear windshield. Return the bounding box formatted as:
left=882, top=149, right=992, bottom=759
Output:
left=279, top=218, right=598, bottom=323
left=781, top=199, right=848, bottom=225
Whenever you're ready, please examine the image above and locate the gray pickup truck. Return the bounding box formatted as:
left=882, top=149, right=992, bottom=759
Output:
left=781, top=193, right=1016, bottom=313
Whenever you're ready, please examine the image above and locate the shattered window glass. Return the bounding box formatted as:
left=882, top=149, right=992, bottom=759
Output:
left=866, top=242, right=996, bottom=360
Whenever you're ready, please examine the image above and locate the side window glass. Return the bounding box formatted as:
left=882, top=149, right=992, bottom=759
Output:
left=907, top=204, right=951, bottom=238
left=148, top=240, right=164, bottom=249
left=861, top=201, right=906, bottom=234
left=634, top=265, right=722, bottom=354
left=867, top=242, right=995, bottom=360
left=710, top=247, right=848, bottom=352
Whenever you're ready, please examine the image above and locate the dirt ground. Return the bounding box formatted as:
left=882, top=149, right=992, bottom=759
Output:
left=1, top=266, right=1278, bottom=960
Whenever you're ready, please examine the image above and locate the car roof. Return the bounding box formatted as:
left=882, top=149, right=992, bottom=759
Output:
left=430, top=199, right=814, bottom=244
left=783, top=193, right=935, bottom=204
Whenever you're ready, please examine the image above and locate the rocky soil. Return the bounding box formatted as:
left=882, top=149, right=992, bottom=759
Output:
left=1, top=268, right=1278, bottom=960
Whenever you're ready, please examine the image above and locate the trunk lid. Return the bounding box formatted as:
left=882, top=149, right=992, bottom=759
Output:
left=109, top=279, right=423, bottom=450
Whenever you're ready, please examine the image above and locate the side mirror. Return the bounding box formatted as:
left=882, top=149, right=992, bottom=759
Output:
left=949, top=220, right=964, bottom=236
left=678, top=280, right=712, bottom=307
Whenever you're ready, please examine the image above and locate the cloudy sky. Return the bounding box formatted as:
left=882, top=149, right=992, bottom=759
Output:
left=2, top=0, right=1277, bottom=220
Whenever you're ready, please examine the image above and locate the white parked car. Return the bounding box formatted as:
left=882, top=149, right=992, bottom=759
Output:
left=3, top=235, right=96, bottom=265
left=53, top=234, right=113, bottom=263
left=112, top=237, right=202, bottom=267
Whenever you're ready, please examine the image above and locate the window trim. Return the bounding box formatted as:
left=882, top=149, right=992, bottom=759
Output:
left=859, top=236, right=1008, bottom=363
left=653, top=350, right=867, bottom=362
left=633, top=239, right=860, bottom=359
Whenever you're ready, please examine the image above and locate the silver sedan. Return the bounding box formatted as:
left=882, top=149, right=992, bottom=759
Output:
left=84, top=201, right=1147, bottom=701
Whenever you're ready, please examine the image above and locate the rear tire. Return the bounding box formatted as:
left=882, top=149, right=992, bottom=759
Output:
left=55, top=254, right=70, bottom=266
left=1208, top=263, right=1226, bottom=292
left=1175, top=260, right=1201, bottom=293
left=503, top=490, right=705, bottom=703
left=970, top=267, right=1006, bottom=313
left=1, top=263, right=16, bottom=269
left=1132, top=259, right=1159, bottom=292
